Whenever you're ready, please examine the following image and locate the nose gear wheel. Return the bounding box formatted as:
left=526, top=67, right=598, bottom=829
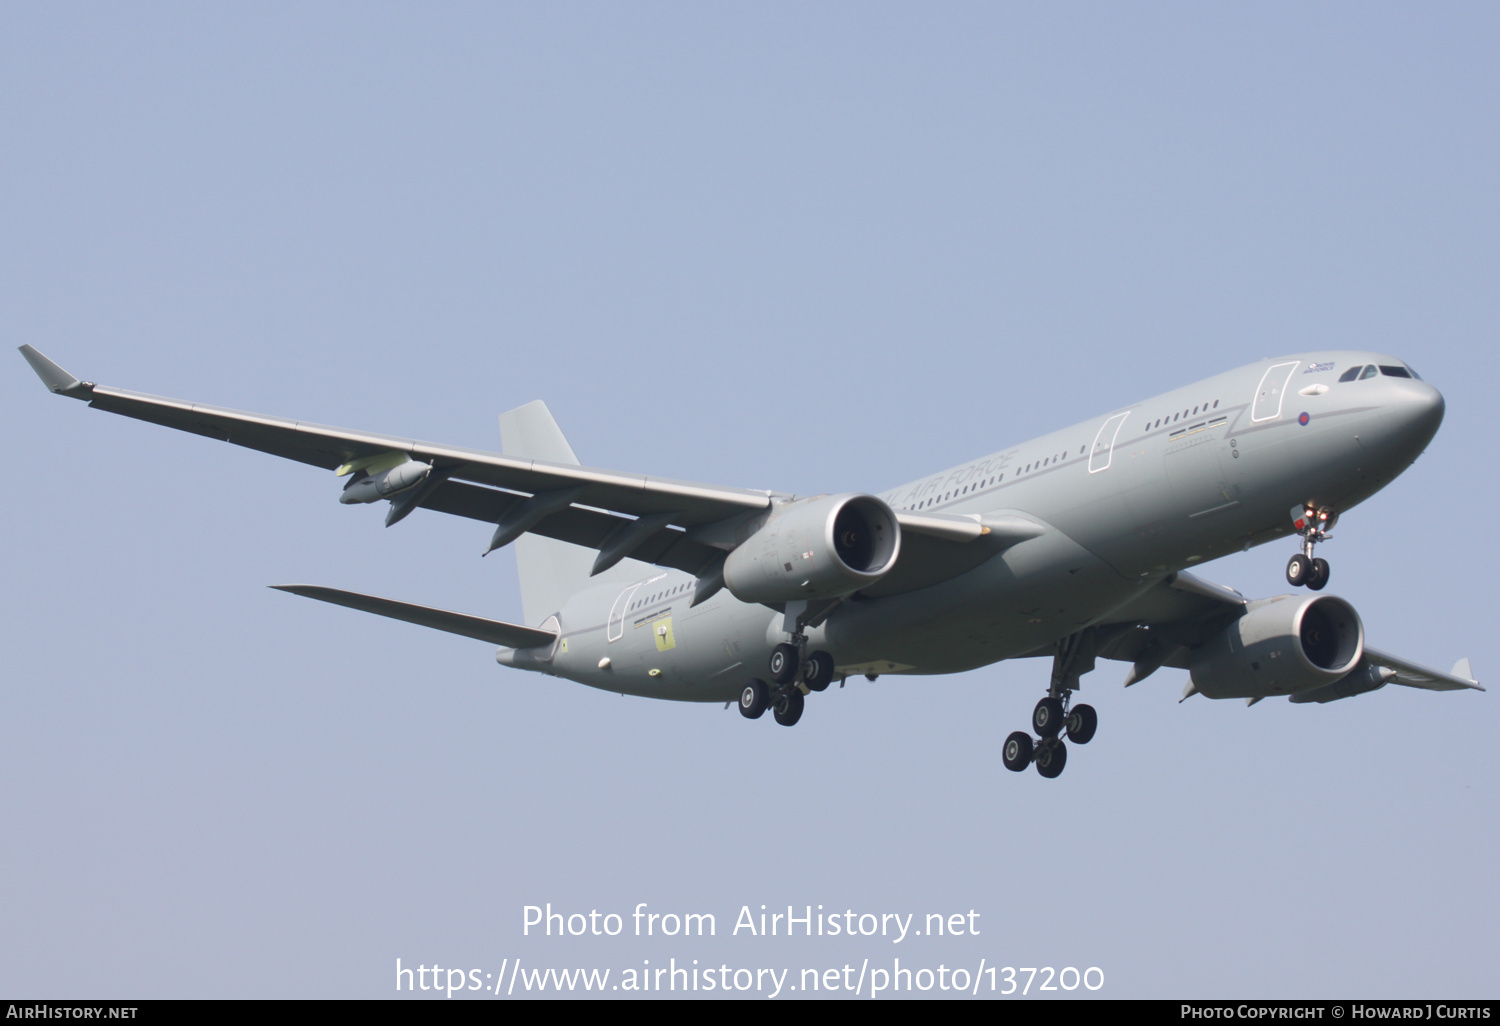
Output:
left=1287, top=505, right=1337, bottom=589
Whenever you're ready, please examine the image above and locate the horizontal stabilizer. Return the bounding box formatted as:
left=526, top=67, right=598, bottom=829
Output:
left=271, top=585, right=557, bottom=649
left=1364, top=647, right=1484, bottom=692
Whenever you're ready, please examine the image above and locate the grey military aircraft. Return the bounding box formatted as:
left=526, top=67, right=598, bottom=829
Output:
left=20, top=345, right=1482, bottom=778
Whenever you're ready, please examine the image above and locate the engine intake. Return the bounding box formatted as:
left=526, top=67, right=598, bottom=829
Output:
left=1189, top=594, right=1364, bottom=700
left=722, top=493, right=900, bottom=604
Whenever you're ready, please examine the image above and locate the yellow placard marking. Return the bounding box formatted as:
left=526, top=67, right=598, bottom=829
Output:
left=654, top=616, right=676, bottom=652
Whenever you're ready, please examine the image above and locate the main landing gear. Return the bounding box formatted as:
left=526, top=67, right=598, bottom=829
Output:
left=1286, top=505, right=1337, bottom=591
left=1002, top=632, right=1100, bottom=779
left=739, top=639, right=838, bottom=728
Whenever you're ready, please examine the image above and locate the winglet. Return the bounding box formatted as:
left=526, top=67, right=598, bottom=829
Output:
left=1452, top=658, right=1476, bottom=686
left=18, top=345, right=93, bottom=399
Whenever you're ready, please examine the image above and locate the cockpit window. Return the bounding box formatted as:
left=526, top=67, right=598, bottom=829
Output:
left=1379, top=365, right=1412, bottom=378
left=1406, top=365, right=1422, bottom=380
left=1359, top=365, right=1378, bottom=380
left=1338, top=366, right=1361, bottom=383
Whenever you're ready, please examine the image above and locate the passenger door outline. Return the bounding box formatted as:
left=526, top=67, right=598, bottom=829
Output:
left=1089, top=412, right=1131, bottom=473
left=606, top=583, right=643, bottom=643
left=1252, top=361, right=1302, bottom=422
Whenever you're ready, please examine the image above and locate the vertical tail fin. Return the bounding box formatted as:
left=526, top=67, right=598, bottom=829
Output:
left=498, top=401, right=596, bottom=626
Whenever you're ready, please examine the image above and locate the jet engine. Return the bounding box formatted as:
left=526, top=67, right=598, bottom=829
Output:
left=722, top=493, right=900, bottom=605
left=339, top=459, right=431, bottom=504
left=1189, top=594, right=1364, bottom=699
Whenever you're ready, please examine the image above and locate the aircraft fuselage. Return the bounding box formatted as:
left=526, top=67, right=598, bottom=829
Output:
left=513, top=350, right=1443, bottom=702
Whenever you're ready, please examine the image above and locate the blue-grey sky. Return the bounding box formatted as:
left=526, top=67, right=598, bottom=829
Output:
left=3, top=3, right=1496, bottom=999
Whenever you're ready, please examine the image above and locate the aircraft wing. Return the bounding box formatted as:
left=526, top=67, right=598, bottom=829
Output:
left=1361, top=650, right=1482, bottom=692
left=21, top=345, right=770, bottom=524
left=1087, top=570, right=1483, bottom=700
left=20, top=346, right=997, bottom=591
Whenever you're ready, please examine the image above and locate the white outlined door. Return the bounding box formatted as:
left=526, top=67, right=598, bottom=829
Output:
left=1252, top=361, right=1301, bottom=422
left=1088, top=412, right=1131, bottom=473
left=606, top=583, right=643, bottom=642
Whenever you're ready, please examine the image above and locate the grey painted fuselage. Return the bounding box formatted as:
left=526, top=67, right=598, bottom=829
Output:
left=509, top=351, right=1443, bottom=702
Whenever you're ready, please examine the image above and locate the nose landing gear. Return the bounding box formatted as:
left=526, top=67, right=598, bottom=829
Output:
left=1286, top=505, right=1336, bottom=591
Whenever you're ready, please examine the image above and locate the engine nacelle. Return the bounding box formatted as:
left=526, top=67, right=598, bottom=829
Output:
left=1289, top=661, right=1394, bottom=704
left=339, top=460, right=431, bottom=504
left=1189, top=594, right=1364, bottom=700
left=722, top=493, right=900, bottom=605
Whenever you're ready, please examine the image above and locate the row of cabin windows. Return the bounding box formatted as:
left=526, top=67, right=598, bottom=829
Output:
left=1339, top=364, right=1416, bottom=382
left=905, top=473, right=1003, bottom=510
left=630, top=581, right=691, bottom=611
left=1144, top=399, right=1221, bottom=434
left=903, top=445, right=1076, bottom=510
left=1019, top=452, right=1067, bottom=476
left=900, top=393, right=1243, bottom=511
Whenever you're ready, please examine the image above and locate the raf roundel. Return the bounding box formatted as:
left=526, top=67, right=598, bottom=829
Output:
left=1298, top=412, right=1311, bottom=426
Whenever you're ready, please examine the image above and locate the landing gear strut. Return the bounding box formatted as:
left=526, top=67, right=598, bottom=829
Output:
left=1286, top=505, right=1336, bottom=591
left=742, top=601, right=841, bottom=727
left=1002, top=630, right=1099, bottom=779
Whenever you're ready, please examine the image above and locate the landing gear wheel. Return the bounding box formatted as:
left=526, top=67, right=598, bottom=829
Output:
left=768, top=643, right=800, bottom=685
left=1002, top=731, right=1033, bottom=772
left=739, top=679, right=769, bottom=719
left=1286, top=553, right=1312, bottom=587
left=1035, top=739, right=1068, bottom=779
left=802, top=650, right=835, bottom=692
left=1306, top=557, right=1330, bottom=591
left=772, top=688, right=804, bottom=726
left=1066, top=703, right=1097, bottom=745
left=1032, top=697, right=1065, bottom=737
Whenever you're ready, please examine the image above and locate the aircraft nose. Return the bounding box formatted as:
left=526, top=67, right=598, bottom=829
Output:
left=1408, top=380, right=1444, bottom=431
left=1391, top=378, right=1445, bottom=448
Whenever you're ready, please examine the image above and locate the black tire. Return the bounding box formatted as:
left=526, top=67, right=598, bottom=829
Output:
left=1306, top=557, right=1330, bottom=591
left=739, top=679, right=769, bottom=719
left=802, top=650, right=835, bottom=692
left=1002, top=731, right=1033, bottom=772
left=769, top=643, right=800, bottom=685
left=1286, top=553, right=1311, bottom=587
left=1032, top=697, right=1065, bottom=737
left=1035, top=739, right=1068, bottom=779
left=773, top=688, right=804, bottom=726
left=1066, top=703, right=1098, bottom=745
